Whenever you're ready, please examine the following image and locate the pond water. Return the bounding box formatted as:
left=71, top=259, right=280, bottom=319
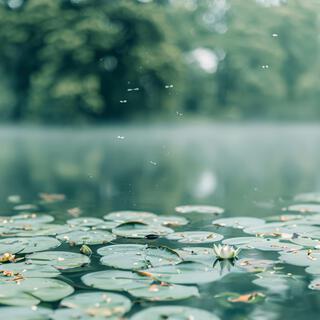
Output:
left=1, top=124, right=320, bottom=319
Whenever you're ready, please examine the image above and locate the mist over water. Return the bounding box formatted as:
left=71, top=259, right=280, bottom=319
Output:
left=1, top=123, right=319, bottom=215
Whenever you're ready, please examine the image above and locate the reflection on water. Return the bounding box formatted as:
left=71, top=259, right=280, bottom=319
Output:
left=1, top=124, right=320, bottom=216
left=1, top=124, right=320, bottom=319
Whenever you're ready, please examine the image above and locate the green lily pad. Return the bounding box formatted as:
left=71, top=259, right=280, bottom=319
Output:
left=294, top=193, right=320, bottom=203
left=266, top=214, right=303, bottom=222
left=66, top=218, right=105, bottom=228
left=308, top=278, right=320, bottom=290
left=0, top=306, right=52, bottom=320
left=81, top=270, right=152, bottom=291
left=289, top=236, right=320, bottom=248
left=57, top=230, right=115, bottom=245
left=0, top=237, right=60, bottom=254
left=0, top=262, right=60, bottom=278
left=128, top=283, right=199, bottom=301
left=0, top=224, right=73, bottom=237
left=166, top=231, right=223, bottom=244
left=91, top=221, right=120, bottom=230
left=112, top=222, right=173, bottom=239
left=147, top=216, right=189, bottom=227
left=3, top=214, right=54, bottom=225
left=175, top=247, right=216, bottom=265
left=60, top=291, right=131, bottom=316
left=243, top=223, right=319, bottom=238
left=98, top=244, right=182, bottom=270
left=130, top=306, right=220, bottom=320
left=0, top=278, right=74, bottom=305
left=212, top=217, right=265, bottom=229
left=175, top=205, right=224, bottom=215
left=104, top=211, right=157, bottom=223
left=305, top=265, right=320, bottom=275
left=279, top=249, right=320, bottom=267
left=26, top=251, right=90, bottom=270
left=236, top=258, right=278, bottom=273
left=291, top=214, right=320, bottom=227
left=0, top=292, right=40, bottom=307
left=140, top=261, right=226, bottom=284
left=51, top=308, right=126, bottom=320
left=223, top=237, right=302, bottom=251
left=285, top=204, right=320, bottom=213
left=13, top=204, right=38, bottom=211
left=50, top=309, right=103, bottom=320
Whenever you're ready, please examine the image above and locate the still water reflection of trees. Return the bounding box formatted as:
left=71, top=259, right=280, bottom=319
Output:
left=1, top=125, right=319, bottom=216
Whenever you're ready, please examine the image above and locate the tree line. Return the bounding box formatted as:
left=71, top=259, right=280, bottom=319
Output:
left=0, top=0, right=319, bottom=123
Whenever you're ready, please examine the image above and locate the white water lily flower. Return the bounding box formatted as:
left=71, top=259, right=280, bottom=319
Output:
left=213, top=244, right=240, bottom=260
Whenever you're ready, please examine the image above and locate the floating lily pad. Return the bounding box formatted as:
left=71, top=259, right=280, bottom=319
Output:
left=285, top=204, right=320, bottom=213
left=57, top=230, right=115, bottom=245
left=243, top=223, right=319, bottom=238
left=175, top=205, right=224, bottom=215
left=91, top=221, right=120, bottom=231
left=130, top=306, right=220, bottom=320
left=298, top=213, right=320, bottom=224
left=104, top=211, right=157, bottom=223
left=213, top=217, right=265, bottom=229
left=0, top=262, right=60, bottom=278
left=0, top=306, right=52, bottom=320
left=13, top=204, right=38, bottom=211
left=26, top=251, right=90, bottom=270
left=0, top=237, right=60, bottom=254
left=60, top=291, right=131, bottom=316
left=0, top=214, right=54, bottom=226
left=0, top=278, right=74, bottom=306
left=279, top=249, right=320, bottom=267
left=305, top=265, right=320, bottom=275
left=289, top=236, right=320, bottom=248
left=166, top=231, right=223, bottom=244
left=266, top=214, right=303, bottom=222
left=140, top=262, right=226, bottom=284
left=0, top=292, right=40, bottom=307
left=128, top=283, right=199, bottom=301
left=51, top=309, right=98, bottom=320
left=308, top=278, right=320, bottom=290
left=223, top=237, right=301, bottom=252
left=147, top=216, right=189, bottom=227
left=176, top=247, right=216, bottom=265
left=0, top=224, right=73, bottom=237
left=66, top=218, right=105, bottom=228
left=81, top=270, right=152, bottom=291
left=252, top=240, right=302, bottom=252
left=112, top=222, right=173, bottom=239
left=98, top=244, right=182, bottom=270
left=236, top=258, right=278, bottom=273
left=294, top=193, right=320, bottom=203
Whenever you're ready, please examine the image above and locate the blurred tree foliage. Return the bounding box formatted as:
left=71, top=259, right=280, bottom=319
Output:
left=0, top=0, right=319, bottom=123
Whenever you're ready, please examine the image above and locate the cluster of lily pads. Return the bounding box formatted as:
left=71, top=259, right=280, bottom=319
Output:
left=1, top=193, right=320, bottom=319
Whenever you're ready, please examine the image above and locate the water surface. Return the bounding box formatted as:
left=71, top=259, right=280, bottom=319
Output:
left=1, top=123, right=320, bottom=319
